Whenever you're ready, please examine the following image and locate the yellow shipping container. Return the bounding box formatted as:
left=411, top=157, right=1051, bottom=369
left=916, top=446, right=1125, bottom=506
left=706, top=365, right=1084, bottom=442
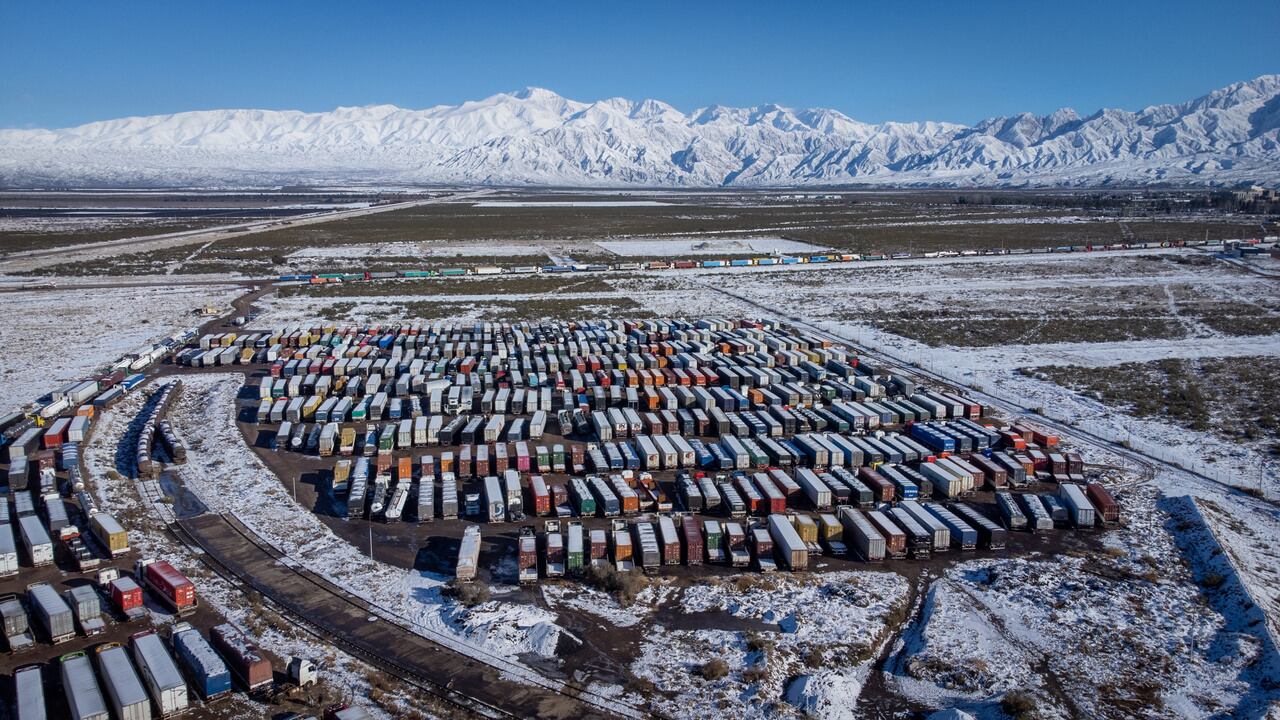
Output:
left=302, top=396, right=321, bottom=419
left=790, top=514, right=819, bottom=543
left=91, top=512, right=130, bottom=556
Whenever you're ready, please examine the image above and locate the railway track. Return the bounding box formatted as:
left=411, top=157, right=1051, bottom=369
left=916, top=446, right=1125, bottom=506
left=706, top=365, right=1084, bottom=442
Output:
left=165, top=507, right=649, bottom=719
left=164, top=512, right=520, bottom=719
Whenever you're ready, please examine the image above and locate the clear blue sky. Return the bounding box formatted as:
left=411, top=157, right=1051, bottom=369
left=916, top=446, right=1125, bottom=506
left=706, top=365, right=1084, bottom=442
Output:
left=2, top=0, right=1276, bottom=129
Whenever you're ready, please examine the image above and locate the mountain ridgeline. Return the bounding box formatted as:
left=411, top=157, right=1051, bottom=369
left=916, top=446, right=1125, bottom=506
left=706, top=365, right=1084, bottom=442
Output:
left=2, top=76, right=1277, bottom=188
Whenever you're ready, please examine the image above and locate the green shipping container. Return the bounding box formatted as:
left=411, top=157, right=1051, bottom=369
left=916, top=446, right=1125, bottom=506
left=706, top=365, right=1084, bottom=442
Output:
left=441, top=268, right=467, bottom=277
left=569, top=478, right=596, bottom=516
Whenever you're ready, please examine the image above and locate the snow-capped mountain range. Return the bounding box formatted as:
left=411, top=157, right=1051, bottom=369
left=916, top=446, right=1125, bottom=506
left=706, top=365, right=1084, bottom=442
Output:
left=2, top=76, right=1278, bottom=188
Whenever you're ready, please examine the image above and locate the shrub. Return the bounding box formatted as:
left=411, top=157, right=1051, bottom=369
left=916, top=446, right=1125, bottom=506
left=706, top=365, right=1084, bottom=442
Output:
left=1201, top=572, right=1226, bottom=589
left=741, top=664, right=769, bottom=684
left=745, top=632, right=775, bottom=653
left=443, top=580, right=490, bottom=607
left=1001, top=689, right=1039, bottom=719
left=584, top=563, right=648, bottom=607
left=698, top=659, right=729, bottom=681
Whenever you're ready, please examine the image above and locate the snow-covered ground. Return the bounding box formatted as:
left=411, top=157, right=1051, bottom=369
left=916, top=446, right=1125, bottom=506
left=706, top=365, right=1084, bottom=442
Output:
left=882, top=485, right=1277, bottom=719
left=286, top=241, right=549, bottom=260
left=0, top=284, right=239, bottom=417
left=628, top=571, right=909, bottom=719
left=166, top=373, right=587, bottom=675
left=474, top=200, right=672, bottom=208
left=78, top=379, right=415, bottom=720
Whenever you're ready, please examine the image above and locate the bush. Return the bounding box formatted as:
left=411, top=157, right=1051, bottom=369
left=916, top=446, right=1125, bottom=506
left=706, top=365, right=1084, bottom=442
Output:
left=443, top=580, right=490, bottom=607
left=745, top=632, right=775, bottom=653
left=1201, top=572, right=1226, bottom=589
left=1001, top=689, right=1039, bottom=720
left=584, top=563, right=648, bottom=607
left=698, top=659, right=729, bottom=681
left=741, top=664, right=769, bottom=684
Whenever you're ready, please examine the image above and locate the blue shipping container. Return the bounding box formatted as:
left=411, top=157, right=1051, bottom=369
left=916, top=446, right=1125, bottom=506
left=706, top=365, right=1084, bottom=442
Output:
left=173, top=625, right=233, bottom=700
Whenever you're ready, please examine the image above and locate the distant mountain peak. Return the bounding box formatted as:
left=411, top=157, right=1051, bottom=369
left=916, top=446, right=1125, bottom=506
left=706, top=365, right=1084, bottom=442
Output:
left=1, top=76, right=1277, bottom=187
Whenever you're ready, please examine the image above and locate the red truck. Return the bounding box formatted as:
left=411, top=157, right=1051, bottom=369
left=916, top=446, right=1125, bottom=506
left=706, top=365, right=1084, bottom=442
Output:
left=136, top=559, right=196, bottom=615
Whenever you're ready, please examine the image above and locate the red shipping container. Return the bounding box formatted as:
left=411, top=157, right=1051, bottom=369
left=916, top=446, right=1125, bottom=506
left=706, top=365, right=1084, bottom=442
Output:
left=681, top=516, right=703, bottom=565
left=144, top=560, right=196, bottom=611
left=1085, top=483, right=1120, bottom=523
left=211, top=623, right=273, bottom=690
left=858, top=467, right=896, bottom=503
left=110, top=576, right=143, bottom=611
left=530, top=476, right=551, bottom=516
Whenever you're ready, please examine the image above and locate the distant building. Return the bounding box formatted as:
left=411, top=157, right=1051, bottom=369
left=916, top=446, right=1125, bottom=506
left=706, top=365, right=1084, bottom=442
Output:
left=1233, top=185, right=1279, bottom=203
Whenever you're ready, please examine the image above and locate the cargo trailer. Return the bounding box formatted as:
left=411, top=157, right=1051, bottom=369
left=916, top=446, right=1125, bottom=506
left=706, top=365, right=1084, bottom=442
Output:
left=703, top=520, right=725, bottom=563
left=566, top=522, right=585, bottom=575
left=681, top=516, right=703, bottom=565
left=91, top=513, right=129, bottom=557
left=61, top=651, right=110, bottom=720
left=838, top=507, right=885, bottom=562
left=131, top=630, right=189, bottom=717
left=1058, top=484, right=1097, bottom=528
left=751, top=527, right=776, bottom=571
left=1039, top=494, right=1069, bottom=526
left=886, top=507, right=931, bottom=559
left=1020, top=494, right=1054, bottom=532
left=211, top=623, right=272, bottom=690
left=171, top=622, right=232, bottom=701
left=923, top=503, right=977, bottom=550
left=483, top=476, right=505, bottom=523
left=137, top=559, right=196, bottom=615
left=634, top=522, right=662, bottom=572
left=29, top=582, right=75, bottom=644
left=612, top=521, right=634, bottom=572
left=518, top=528, right=538, bottom=584
left=1085, top=482, right=1120, bottom=523
left=544, top=522, right=565, bottom=578
left=2, top=593, right=35, bottom=651
left=19, top=516, right=53, bottom=567
left=95, top=643, right=150, bottom=720
left=995, top=492, right=1027, bottom=531
left=900, top=500, right=950, bottom=552
left=768, top=514, right=808, bottom=570
left=657, top=515, right=681, bottom=565
left=13, top=664, right=46, bottom=720
left=793, top=468, right=832, bottom=510
left=456, top=526, right=481, bottom=581
left=589, top=528, right=609, bottom=569
left=817, top=513, right=847, bottom=556
left=65, top=585, right=106, bottom=636
left=949, top=503, right=1007, bottom=550
left=0, top=523, right=17, bottom=577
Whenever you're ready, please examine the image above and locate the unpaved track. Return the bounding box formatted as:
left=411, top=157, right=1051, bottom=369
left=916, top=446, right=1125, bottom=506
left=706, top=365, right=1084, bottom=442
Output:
left=0, top=189, right=493, bottom=273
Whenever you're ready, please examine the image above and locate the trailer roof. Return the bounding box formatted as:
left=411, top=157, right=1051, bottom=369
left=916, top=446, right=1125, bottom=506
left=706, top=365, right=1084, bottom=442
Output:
left=133, top=631, right=187, bottom=690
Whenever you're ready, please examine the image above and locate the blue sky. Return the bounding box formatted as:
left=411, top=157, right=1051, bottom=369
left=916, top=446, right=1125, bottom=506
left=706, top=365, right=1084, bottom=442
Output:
left=2, top=1, right=1276, bottom=128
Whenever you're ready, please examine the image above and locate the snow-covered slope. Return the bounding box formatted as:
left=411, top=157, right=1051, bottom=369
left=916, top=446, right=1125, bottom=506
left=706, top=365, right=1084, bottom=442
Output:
left=3, top=77, right=1278, bottom=188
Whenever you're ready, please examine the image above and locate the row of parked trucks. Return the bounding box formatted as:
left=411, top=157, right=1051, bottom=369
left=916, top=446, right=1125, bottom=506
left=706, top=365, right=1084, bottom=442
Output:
left=12, top=620, right=269, bottom=720
left=331, top=431, right=1110, bottom=528
left=3, top=560, right=196, bottom=653
left=461, top=477, right=1120, bottom=581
